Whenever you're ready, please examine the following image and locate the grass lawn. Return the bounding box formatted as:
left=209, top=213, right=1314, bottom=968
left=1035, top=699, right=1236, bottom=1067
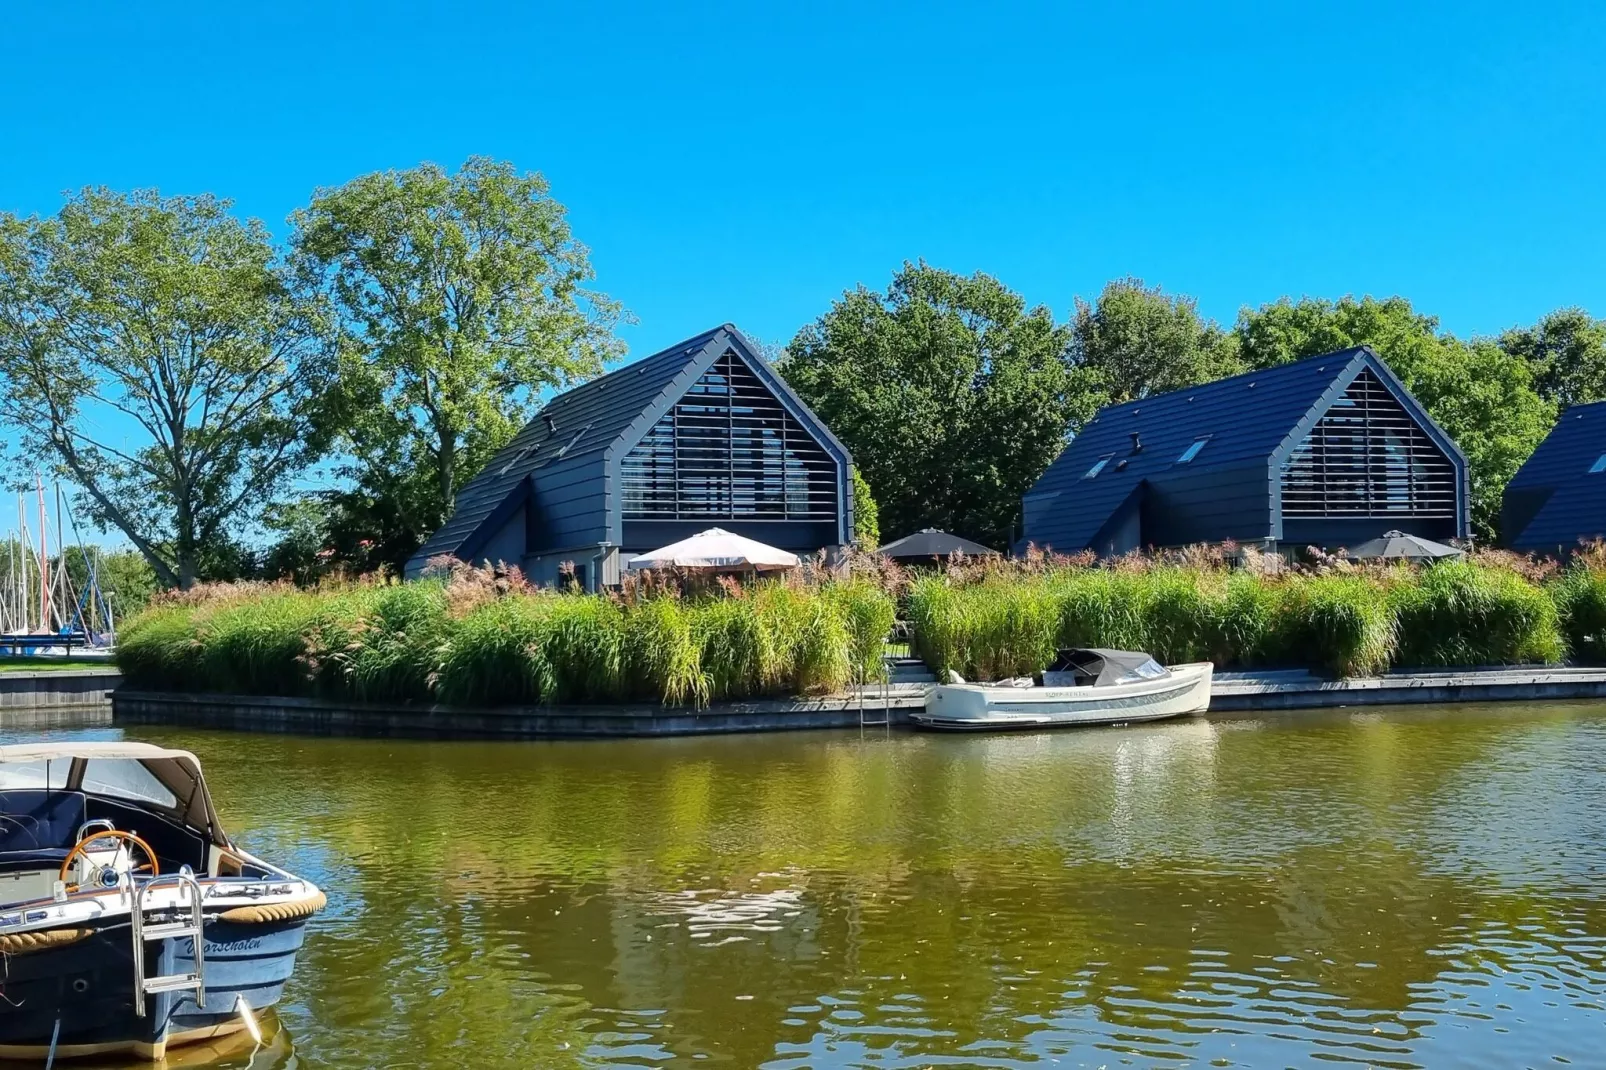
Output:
left=0, top=658, right=115, bottom=673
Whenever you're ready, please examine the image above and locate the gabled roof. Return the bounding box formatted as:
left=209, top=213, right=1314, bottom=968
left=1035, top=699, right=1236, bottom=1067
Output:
left=1503, top=400, right=1606, bottom=549
left=409, top=325, right=852, bottom=568
left=1022, top=346, right=1465, bottom=551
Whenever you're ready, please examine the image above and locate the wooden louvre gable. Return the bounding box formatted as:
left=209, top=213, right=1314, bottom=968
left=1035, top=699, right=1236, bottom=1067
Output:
left=620, top=349, right=839, bottom=522
left=1279, top=368, right=1458, bottom=520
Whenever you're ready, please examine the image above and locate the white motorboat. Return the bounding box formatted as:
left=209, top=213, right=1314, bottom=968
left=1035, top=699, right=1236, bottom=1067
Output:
left=912, top=648, right=1213, bottom=731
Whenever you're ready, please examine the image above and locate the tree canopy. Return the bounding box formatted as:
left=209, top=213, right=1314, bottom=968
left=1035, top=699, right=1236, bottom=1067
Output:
left=784, top=263, right=1097, bottom=548
left=1072, top=278, right=1242, bottom=404
left=0, top=188, right=334, bottom=587
left=292, top=157, right=627, bottom=571
left=1497, top=308, right=1606, bottom=411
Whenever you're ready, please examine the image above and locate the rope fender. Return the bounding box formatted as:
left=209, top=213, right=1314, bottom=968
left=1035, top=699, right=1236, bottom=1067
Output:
left=218, top=891, right=327, bottom=924
left=0, top=928, right=95, bottom=955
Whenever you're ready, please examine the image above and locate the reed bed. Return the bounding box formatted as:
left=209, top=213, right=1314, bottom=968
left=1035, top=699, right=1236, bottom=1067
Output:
left=117, top=565, right=896, bottom=708
left=116, top=546, right=1606, bottom=705
left=906, top=549, right=1578, bottom=680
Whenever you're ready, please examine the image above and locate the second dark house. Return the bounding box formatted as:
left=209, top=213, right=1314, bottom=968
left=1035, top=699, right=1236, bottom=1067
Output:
left=1020, top=347, right=1470, bottom=556
left=405, top=325, right=854, bottom=588
left=1503, top=400, right=1606, bottom=556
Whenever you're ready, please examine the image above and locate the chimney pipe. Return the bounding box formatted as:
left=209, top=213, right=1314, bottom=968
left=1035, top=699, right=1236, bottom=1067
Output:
left=543, top=412, right=557, bottom=434
left=1130, top=431, right=1142, bottom=453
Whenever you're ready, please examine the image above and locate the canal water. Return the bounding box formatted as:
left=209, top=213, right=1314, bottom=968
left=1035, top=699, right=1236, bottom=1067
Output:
left=6, top=702, right=1606, bottom=1068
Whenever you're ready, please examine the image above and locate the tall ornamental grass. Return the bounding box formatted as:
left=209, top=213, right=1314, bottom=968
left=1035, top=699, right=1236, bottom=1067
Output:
left=1390, top=561, right=1563, bottom=667
left=118, top=572, right=894, bottom=708
left=904, top=556, right=1567, bottom=681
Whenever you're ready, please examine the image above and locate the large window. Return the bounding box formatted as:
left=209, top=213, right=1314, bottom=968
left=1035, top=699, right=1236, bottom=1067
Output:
left=621, top=350, right=839, bottom=521
left=1280, top=369, right=1457, bottom=519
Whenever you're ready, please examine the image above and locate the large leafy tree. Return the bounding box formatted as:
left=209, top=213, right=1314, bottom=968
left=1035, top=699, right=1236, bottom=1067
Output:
left=0, top=189, right=334, bottom=588
left=785, top=263, right=1097, bottom=548
left=1235, top=295, right=1555, bottom=541
left=1497, top=307, right=1606, bottom=410
left=292, top=157, right=627, bottom=568
left=1071, top=277, right=1243, bottom=403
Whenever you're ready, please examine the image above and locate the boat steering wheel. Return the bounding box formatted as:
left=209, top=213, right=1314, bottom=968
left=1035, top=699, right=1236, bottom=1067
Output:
left=58, top=829, right=160, bottom=889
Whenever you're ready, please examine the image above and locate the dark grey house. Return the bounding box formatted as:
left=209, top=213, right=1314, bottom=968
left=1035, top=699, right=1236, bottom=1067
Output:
left=405, top=325, right=854, bottom=588
left=1020, top=346, right=1470, bottom=556
left=1503, top=400, right=1606, bottom=555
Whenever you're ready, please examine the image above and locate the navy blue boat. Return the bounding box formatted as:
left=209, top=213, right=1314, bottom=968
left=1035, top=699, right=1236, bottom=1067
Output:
left=0, top=742, right=323, bottom=1061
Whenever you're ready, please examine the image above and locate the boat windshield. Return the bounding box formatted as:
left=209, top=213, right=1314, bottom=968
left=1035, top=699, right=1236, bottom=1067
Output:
left=1116, top=658, right=1170, bottom=683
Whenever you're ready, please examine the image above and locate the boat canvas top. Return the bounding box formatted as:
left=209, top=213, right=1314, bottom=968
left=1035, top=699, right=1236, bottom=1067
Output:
left=1045, top=648, right=1172, bottom=686
left=0, top=741, right=228, bottom=847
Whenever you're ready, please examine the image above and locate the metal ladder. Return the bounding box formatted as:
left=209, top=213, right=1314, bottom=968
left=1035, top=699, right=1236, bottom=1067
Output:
left=130, top=871, right=206, bottom=1017
left=857, top=667, right=892, bottom=728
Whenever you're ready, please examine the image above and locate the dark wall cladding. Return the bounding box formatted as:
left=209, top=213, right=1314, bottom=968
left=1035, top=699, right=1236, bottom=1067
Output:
left=1279, top=368, right=1457, bottom=521
left=620, top=349, right=839, bottom=523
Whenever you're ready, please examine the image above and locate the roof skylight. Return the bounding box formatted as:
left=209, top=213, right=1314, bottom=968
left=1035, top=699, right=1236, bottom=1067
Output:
left=1590, top=453, right=1606, bottom=474
left=1177, top=438, right=1208, bottom=464
left=1084, top=455, right=1113, bottom=479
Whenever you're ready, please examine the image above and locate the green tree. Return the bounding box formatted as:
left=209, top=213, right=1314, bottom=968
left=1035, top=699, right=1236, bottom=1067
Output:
left=1235, top=295, right=1555, bottom=541
left=1497, top=307, right=1606, bottom=409
left=0, top=189, right=335, bottom=588
left=850, top=467, right=880, bottom=548
left=1071, top=277, right=1243, bottom=404
left=292, top=157, right=628, bottom=564
left=785, top=263, right=1097, bottom=548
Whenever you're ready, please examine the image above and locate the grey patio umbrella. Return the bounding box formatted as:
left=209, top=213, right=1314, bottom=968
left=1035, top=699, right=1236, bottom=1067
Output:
left=876, top=528, right=999, bottom=560
left=1346, top=530, right=1464, bottom=562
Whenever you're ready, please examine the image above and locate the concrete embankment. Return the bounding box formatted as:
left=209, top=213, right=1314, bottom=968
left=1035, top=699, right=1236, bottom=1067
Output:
left=1212, top=666, right=1606, bottom=710
left=110, top=664, right=1606, bottom=739
left=1, top=667, right=121, bottom=728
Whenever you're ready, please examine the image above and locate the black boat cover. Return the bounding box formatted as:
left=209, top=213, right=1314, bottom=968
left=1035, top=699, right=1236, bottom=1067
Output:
left=1043, top=648, right=1170, bottom=686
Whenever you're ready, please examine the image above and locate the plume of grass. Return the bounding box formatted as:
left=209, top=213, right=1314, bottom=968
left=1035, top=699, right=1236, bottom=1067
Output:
left=342, top=582, right=453, bottom=703
left=1204, top=573, right=1278, bottom=667
left=792, top=594, right=853, bottom=693
left=1391, top=561, right=1563, bottom=667
left=194, top=592, right=323, bottom=697
left=1050, top=570, right=1147, bottom=651
left=434, top=596, right=558, bottom=706
left=694, top=596, right=775, bottom=699
left=540, top=595, right=625, bottom=703
left=1269, top=575, right=1395, bottom=677
left=1553, top=563, right=1606, bottom=664
left=906, top=576, right=962, bottom=677
left=625, top=596, right=708, bottom=706
left=116, top=606, right=203, bottom=690
left=829, top=579, right=898, bottom=684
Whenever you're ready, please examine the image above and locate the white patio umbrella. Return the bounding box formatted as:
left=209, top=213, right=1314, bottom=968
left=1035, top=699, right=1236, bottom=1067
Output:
left=626, top=527, right=800, bottom=572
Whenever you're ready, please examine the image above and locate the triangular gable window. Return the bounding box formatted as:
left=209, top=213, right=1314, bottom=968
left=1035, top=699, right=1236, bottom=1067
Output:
left=621, top=350, right=838, bottom=520
left=1280, top=368, right=1456, bottom=519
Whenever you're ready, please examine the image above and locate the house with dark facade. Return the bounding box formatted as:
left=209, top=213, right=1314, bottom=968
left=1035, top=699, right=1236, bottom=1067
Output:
left=1503, top=400, right=1606, bottom=555
left=1020, top=346, right=1470, bottom=556
left=405, top=325, right=854, bottom=588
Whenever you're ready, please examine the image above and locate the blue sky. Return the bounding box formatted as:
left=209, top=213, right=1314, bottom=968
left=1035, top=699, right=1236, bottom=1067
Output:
left=2, top=1, right=1604, bottom=543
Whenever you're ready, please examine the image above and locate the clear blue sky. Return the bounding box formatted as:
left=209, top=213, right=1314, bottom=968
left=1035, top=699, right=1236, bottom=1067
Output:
left=2, top=1, right=1603, bottom=541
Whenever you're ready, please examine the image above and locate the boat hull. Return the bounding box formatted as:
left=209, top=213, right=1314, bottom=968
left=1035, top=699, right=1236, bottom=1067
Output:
left=0, top=915, right=308, bottom=1060
left=913, top=662, right=1214, bottom=731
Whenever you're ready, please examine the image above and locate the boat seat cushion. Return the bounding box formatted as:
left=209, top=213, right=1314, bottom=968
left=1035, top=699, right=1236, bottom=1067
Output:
left=0, top=790, right=87, bottom=857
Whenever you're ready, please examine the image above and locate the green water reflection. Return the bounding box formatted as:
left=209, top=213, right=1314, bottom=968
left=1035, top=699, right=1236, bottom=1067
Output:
left=12, top=702, right=1606, bottom=1068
